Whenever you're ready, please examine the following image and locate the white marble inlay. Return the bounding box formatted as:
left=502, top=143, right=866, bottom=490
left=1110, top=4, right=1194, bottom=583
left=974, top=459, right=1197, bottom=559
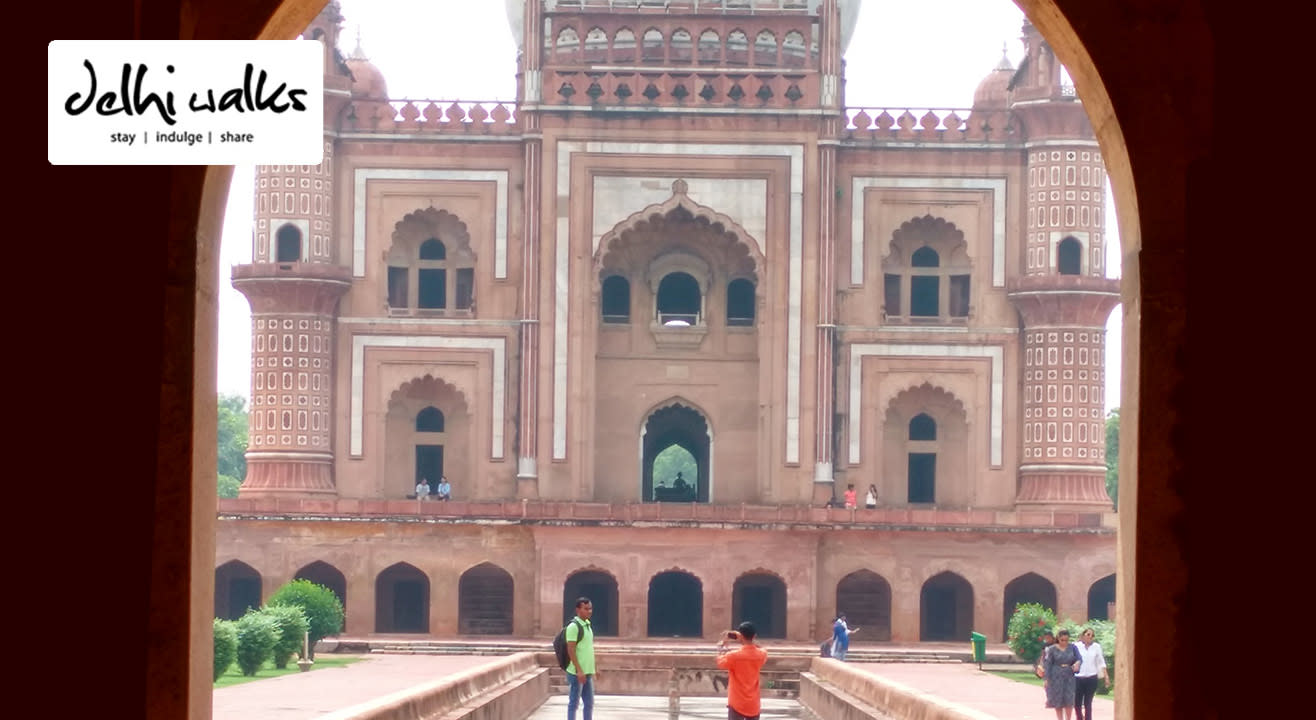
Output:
left=349, top=334, right=506, bottom=459
left=850, top=177, right=1007, bottom=288
left=848, top=343, right=1004, bottom=466
left=555, top=141, right=804, bottom=462
left=352, top=168, right=508, bottom=279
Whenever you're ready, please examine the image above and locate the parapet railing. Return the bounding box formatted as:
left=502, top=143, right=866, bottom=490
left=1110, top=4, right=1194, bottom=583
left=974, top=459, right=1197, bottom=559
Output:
left=217, top=497, right=1115, bottom=530
left=340, top=99, right=520, bottom=134
left=842, top=106, right=1018, bottom=143
left=553, top=0, right=813, bottom=13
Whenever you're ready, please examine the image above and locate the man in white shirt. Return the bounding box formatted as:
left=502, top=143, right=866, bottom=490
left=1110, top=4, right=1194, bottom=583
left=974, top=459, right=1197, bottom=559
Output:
left=1073, top=627, right=1108, bottom=720
left=415, top=478, right=430, bottom=500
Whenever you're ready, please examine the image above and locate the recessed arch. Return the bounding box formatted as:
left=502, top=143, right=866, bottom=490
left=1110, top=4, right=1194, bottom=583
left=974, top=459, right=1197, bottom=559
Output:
left=1088, top=574, right=1116, bottom=621
left=647, top=569, right=703, bottom=637
left=920, top=571, right=974, bottom=641
left=458, top=562, right=514, bottom=635
left=1002, top=572, right=1058, bottom=641
left=835, top=570, right=892, bottom=641
left=375, top=562, right=429, bottom=633
left=732, top=570, right=787, bottom=639
left=642, top=398, right=712, bottom=503
left=563, top=567, right=619, bottom=637
left=275, top=223, right=302, bottom=262
left=214, top=560, right=261, bottom=621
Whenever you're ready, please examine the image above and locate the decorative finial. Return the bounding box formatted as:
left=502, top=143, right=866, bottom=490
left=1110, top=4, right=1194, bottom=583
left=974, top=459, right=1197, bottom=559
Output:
left=349, top=25, right=367, bottom=60
left=995, top=42, right=1014, bottom=71
left=672, top=178, right=688, bottom=196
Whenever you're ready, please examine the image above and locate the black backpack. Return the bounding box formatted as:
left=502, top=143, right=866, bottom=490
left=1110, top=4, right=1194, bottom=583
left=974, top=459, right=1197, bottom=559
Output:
left=553, top=617, right=584, bottom=670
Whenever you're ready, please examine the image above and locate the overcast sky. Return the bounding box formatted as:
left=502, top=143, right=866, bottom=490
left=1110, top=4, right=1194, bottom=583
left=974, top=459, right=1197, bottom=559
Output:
left=216, top=0, right=1123, bottom=411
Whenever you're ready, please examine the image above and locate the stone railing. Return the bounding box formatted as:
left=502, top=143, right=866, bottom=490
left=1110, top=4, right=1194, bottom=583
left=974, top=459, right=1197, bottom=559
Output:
left=842, top=106, right=1017, bottom=143
left=554, top=0, right=813, bottom=13
left=545, top=68, right=817, bottom=109
left=316, top=652, right=548, bottom=720
left=340, top=99, right=520, bottom=134
left=217, top=497, right=1115, bottom=531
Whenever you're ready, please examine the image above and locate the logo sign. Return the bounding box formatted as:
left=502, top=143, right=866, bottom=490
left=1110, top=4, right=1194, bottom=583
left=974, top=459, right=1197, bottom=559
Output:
left=49, top=40, right=323, bottom=165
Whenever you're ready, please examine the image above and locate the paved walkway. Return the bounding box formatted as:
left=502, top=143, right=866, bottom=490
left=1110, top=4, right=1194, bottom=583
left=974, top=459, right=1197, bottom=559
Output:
left=849, top=661, right=1114, bottom=720
left=213, top=653, right=1114, bottom=719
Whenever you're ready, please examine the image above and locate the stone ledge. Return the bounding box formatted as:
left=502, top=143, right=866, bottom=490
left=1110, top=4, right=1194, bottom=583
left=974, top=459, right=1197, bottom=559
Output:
left=802, top=660, right=997, bottom=720
left=316, top=652, right=549, bottom=720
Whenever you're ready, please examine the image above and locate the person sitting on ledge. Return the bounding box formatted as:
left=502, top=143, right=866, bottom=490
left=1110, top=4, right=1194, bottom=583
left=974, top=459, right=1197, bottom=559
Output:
left=435, top=476, right=451, bottom=501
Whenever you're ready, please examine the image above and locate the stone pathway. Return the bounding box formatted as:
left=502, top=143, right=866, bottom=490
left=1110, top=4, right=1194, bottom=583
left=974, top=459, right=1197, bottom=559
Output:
left=849, top=661, right=1114, bottom=720
left=525, top=695, right=803, bottom=719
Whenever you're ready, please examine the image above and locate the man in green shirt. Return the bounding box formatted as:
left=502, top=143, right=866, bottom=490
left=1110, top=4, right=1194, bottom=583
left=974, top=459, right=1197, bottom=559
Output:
left=565, top=597, right=596, bottom=720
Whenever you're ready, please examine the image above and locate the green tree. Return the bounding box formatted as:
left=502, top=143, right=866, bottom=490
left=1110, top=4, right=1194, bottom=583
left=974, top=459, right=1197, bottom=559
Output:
left=267, top=579, right=344, bottom=659
left=1105, top=408, right=1120, bottom=509
left=651, top=445, right=697, bottom=497
left=234, top=611, right=278, bottom=676
left=218, top=474, right=242, bottom=499
left=218, top=393, right=248, bottom=495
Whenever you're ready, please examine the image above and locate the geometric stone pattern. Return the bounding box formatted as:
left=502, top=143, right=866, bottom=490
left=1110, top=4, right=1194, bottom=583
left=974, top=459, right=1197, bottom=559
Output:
left=1021, top=327, right=1106, bottom=464
left=249, top=315, right=334, bottom=452
left=254, top=138, right=336, bottom=264
left=1025, top=147, right=1106, bottom=276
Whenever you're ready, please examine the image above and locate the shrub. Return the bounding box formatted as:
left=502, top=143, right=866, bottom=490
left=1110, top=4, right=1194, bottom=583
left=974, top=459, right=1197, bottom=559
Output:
left=213, top=618, right=238, bottom=681
left=234, top=611, right=278, bottom=676
left=1006, top=602, right=1057, bottom=666
left=267, top=579, right=344, bottom=659
left=261, top=605, right=309, bottom=669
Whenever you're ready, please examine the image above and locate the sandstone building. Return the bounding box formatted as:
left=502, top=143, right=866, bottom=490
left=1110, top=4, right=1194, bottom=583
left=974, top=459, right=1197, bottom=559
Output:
left=216, top=0, right=1119, bottom=645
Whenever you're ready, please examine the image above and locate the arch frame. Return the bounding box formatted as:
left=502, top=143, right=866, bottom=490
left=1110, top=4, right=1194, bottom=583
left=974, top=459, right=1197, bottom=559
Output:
left=639, top=396, right=715, bottom=503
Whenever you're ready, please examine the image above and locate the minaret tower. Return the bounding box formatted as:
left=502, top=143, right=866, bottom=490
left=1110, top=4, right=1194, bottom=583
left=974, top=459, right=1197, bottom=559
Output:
left=1007, top=21, right=1121, bottom=510
left=231, top=1, right=353, bottom=498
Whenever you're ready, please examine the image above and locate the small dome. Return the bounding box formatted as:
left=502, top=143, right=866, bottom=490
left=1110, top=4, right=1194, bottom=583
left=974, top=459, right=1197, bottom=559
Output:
left=344, top=31, right=388, bottom=100
left=973, top=45, right=1014, bottom=108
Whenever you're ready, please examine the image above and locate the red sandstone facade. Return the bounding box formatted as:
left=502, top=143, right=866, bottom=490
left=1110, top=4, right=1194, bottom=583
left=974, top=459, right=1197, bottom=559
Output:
left=217, top=0, right=1118, bottom=645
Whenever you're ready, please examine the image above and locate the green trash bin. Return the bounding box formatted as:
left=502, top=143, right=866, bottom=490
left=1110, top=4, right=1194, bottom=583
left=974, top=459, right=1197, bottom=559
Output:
left=970, top=631, right=987, bottom=668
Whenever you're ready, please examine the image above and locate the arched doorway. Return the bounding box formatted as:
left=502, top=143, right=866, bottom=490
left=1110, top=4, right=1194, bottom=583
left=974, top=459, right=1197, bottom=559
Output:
left=835, top=570, right=892, bottom=641
left=375, top=562, right=429, bottom=633
left=1088, top=574, right=1116, bottom=621
left=1002, top=572, right=1058, bottom=640
left=294, top=561, right=347, bottom=630
left=647, top=570, right=703, bottom=637
left=732, top=571, right=787, bottom=639
left=563, top=569, right=619, bottom=636
left=458, top=562, right=513, bottom=635
left=642, top=402, right=711, bottom=502
left=214, top=560, right=261, bottom=621
left=920, top=571, right=974, bottom=641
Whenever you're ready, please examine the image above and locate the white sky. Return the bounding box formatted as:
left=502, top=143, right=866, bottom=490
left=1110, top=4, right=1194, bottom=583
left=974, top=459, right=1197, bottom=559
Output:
left=216, top=0, right=1123, bottom=412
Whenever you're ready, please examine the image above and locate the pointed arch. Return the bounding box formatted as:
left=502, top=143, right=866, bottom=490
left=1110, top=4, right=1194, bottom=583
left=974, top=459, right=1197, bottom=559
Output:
left=294, top=560, right=347, bottom=628
left=563, top=566, right=620, bottom=636
left=375, top=561, right=429, bottom=633
left=920, top=571, right=974, bottom=641
left=458, top=561, right=514, bottom=635
left=642, top=397, right=713, bottom=503
left=732, top=569, right=788, bottom=638
left=215, top=560, right=261, bottom=621
left=1003, top=571, right=1058, bottom=641
left=836, top=570, right=892, bottom=641
left=648, top=568, right=703, bottom=637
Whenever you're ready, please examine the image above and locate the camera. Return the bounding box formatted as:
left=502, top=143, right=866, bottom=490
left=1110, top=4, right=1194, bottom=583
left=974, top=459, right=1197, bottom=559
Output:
left=726, top=631, right=739, bottom=639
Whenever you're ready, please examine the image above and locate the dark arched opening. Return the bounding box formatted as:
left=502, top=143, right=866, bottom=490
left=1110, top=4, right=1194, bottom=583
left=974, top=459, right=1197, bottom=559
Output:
left=294, top=561, right=347, bottom=630
left=214, top=560, right=261, bottom=621
left=643, top=404, right=711, bottom=502
left=835, top=570, right=892, bottom=641
left=375, top=562, right=429, bottom=633
left=726, top=278, right=755, bottom=326
left=458, top=562, right=514, bottom=635
left=1058, top=236, right=1083, bottom=275
left=732, top=572, right=787, bottom=639
left=275, top=223, right=301, bottom=262
left=920, top=571, right=973, bottom=641
left=1003, top=572, right=1058, bottom=641
left=563, top=570, right=619, bottom=636
left=648, top=571, right=702, bottom=637
left=1088, top=574, right=1116, bottom=621
left=656, top=272, right=701, bottom=325
left=601, top=275, right=630, bottom=323
left=910, top=246, right=940, bottom=316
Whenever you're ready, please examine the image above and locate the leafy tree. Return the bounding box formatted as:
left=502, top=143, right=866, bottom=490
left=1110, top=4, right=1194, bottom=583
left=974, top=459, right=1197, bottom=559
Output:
left=234, top=611, right=277, bottom=676
left=260, top=604, right=310, bottom=669
left=267, top=579, right=344, bottom=659
left=1006, top=602, right=1057, bottom=666
left=218, top=393, right=248, bottom=496
left=1105, top=408, right=1120, bottom=509
left=213, top=618, right=238, bottom=681
left=652, top=445, right=696, bottom=489
left=218, top=474, right=242, bottom=499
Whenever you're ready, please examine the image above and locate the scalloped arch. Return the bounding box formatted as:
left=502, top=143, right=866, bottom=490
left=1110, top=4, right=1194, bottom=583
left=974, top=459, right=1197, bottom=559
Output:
left=885, top=214, right=969, bottom=265
left=595, top=190, right=764, bottom=275
left=640, top=395, right=713, bottom=436
left=387, top=373, right=471, bottom=415
left=881, top=381, right=969, bottom=424
left=649, top=566, right=704, bottom=587
left=389, top=207, right=474, bottom=261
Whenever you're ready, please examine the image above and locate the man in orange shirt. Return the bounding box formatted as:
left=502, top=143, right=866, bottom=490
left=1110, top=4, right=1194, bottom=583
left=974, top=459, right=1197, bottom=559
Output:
left=716, top=621, right=768, bottom=720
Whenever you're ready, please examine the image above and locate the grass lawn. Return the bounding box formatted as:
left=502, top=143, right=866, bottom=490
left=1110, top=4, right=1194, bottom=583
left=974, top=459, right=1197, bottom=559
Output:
left=214, top=655, right=365, bottom=688
left=988, top=670, right=1114, bottom=698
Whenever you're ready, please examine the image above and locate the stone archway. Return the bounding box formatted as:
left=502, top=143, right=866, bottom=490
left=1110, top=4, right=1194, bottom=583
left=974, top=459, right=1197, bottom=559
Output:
left=375, top=562, right=429, bottom=633
left=1003, top=572, right=1058, bottom=641
left=214, top=560, right=262, bottom=621
left=732, top=570, right=787, bottom=639
left=458, top=562, right=514, bottom=635
left=642, top=401, right=712, bottom=503
left=647, top=570, right=703, bottom=637
left=1088, top=574, right=1116, bottom=621
left=836, top=570, right=892, bottom=642
left=920, top=571, right=974, bottom=641
left=563, top=568, right=619, bottom=637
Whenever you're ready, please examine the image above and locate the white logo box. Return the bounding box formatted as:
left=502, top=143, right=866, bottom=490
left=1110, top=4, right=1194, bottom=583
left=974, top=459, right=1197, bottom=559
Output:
left=49, top=40, right=324, bottom=166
